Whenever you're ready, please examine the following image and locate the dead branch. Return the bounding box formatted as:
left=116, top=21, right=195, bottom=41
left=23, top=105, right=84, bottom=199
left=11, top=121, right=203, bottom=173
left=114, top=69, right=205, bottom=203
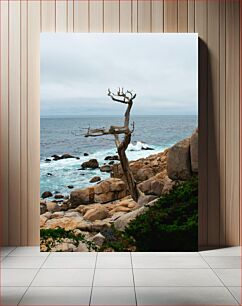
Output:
left=85, top=88, right=141, bottom=202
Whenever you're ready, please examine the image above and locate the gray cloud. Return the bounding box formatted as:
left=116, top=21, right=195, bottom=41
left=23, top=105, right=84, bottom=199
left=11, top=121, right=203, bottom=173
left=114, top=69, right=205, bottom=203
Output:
left=41, top=33, right=198, bottom=116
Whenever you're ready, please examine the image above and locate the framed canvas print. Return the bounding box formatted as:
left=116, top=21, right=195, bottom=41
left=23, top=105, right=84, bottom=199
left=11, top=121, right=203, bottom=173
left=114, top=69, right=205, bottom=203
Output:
left=40, top=33, right=198, bottom=252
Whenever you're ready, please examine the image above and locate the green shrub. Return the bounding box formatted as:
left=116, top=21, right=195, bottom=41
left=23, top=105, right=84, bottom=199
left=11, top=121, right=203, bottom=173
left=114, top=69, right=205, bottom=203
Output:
left=124, top=176, right=198, bottom=251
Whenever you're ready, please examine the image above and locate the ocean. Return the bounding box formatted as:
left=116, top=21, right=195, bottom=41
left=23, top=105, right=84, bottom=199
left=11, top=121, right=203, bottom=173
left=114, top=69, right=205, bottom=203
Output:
left=40, top=115, right=198, bottom=197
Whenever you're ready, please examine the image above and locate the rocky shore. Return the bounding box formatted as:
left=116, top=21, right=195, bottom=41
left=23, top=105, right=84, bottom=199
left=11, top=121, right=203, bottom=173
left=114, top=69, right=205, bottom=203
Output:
left=40, top=129, right=198, bottom=252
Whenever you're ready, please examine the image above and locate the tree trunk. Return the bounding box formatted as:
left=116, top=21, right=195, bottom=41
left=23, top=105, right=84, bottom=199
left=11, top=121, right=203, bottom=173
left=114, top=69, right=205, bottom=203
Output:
left=117, top=133, right=140, bottom=202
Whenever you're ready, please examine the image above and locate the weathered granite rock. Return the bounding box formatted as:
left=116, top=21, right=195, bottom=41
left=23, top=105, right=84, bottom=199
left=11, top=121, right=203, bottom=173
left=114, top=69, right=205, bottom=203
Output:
left=89, top=176, right=101, bottom=183
left=167, top=138, right=192, bottom=180
left=40, top=203, right=47, bottom=215
left=137, top=195, right=158, bottom=206
left=92, top=232, right=105, bottom=247
left=105, top=155, right=119, bottom=161
left=84, top=205, right=110, bottom=221
left=41, top=191, right=53, bottom=199
left=100, top=165, right=112, bottom=172
left=70, top=186, right=95, bottom=207
left=114, top=207, right=145, bottom=231
left=46, top=202, right=60, bottom=213
left=138, top=179, right=164, bottom=196
left=81, top=159, right=99, bottom=169
left=190, top=129, right=198, bottom=173
left=94, top=178, right=127, bottom=204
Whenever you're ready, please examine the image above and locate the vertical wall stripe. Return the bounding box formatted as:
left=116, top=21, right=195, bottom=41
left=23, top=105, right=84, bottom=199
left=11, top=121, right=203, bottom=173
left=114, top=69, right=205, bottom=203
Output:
left=178, top=0, right=188, bottom=33
left=225, top=0, right=240, bottom=246
left=219, top=0, right=226, bottom=246
left=164, top=0, right=178, bottom=32
left=41, top=0, right=56, bottom=32
left=56, top=0, right=67, bottom=32
left=151, top=0, right=164, bottom=33
left=0, top=0, right=9, bottom=245
left=188, top=0, right=195, bottom=33
left=90, top=0, right=103, bottom=32
left=104, top=0, right=119, bottom=32
left=67, top=0, right=74, bottom=32
left=195, top=0, right=208, bottom=247
left=138, top=0, right=151, bottom=33
left=20, top=0, right=28, bottom=246
left=27, top=0, right=40, bottom=245
left=207, top=0, right=220, bottom=246
left=74, top=0, right=88, bottom=32
left=120, top=0, right=132, bottom=33
left=9, top=0, right=21, bottom=246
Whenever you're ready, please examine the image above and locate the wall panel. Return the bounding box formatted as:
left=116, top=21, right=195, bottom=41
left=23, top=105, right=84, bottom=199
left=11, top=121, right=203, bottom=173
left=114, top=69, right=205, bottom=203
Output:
left=0, top=0, right=9, bottom=245
left=8, top=0, right=21, bottom=245
left=0, top=0, right=240, bottom=247
left=225, top=0, right=240, bottom=246
left=195, top=0, right=208, bottom=247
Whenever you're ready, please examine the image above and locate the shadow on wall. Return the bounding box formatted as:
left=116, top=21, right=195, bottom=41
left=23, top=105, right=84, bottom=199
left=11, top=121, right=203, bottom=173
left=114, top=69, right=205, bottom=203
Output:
left=198, top=38, right=220, bottom=250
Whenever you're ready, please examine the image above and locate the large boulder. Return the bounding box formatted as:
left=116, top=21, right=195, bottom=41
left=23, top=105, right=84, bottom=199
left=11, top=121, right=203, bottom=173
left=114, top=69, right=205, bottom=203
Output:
left=167, top=138, right=192, bottom=180
left=114, top=207, right=145, bottom=231
left=190, top=129, right=198, bottom=173
left=46, top=202, right=60, bottom=213
left=94, top=178, right=127, bottom=204
left=41, top=191, right=53, bottom=199
left=84, top=205, right=110, bottom=222
left=70, top=186, right=95, bottom=207
left=81, top=159, right=99, bottom=169
left=138, top=179, right=164, bottom=196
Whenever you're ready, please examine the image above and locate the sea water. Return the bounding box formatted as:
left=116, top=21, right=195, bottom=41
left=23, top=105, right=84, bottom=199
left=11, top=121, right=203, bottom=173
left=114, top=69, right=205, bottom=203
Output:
left=40, top=115, right=198, bottom=196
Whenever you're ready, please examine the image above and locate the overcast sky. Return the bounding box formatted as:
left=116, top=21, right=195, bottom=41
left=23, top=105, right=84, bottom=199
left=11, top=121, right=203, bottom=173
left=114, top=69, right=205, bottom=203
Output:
left=41, top=33, right=198, bottom=116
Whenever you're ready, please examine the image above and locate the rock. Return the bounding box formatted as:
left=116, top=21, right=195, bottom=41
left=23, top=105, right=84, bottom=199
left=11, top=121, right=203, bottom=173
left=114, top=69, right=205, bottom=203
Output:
left=70, top=187, right=95, bottom=207
left=41, top=191, right=53, bottom=199
left=52, top=154, right=61, bottom=161
left=46, top=173, right=53, bottom=176
left=100, top=165, right=112, bottom=172
left=40, top=203, right=47, bottom=215
left=92, top=233, right=105, bottom=247
left=54, top=194, right=64, bottom=199
left=114, top=207, right=145, bottom=231
left=138, top=179, right=164, bottom=196
left=76, top=241, right=89, bottom=252
left=61, top=153, right=75, bottom=159
left=84, top=205, right=110, bottom=222
left=67, top=185, right=74, bottom=189
left=190, top=129, right=198, bottom=173
left=50, top=211, right=65, bottom=219
left=81, top=159, right=99, bottom=169
left=167, top=138, right=192, bottom=180
left=46, top=202, right=60, bottom=213
left=44, top=216, right=89, bottom=231
left=54, top=191, right=61, bottom=194
left=60, top=202, right=69, bottom=211
left=40, top=215, right=48, bottom=227
left=104, top=155, right=119, bottom=161
left=137, top=195, right=158, bottom=206
left=94, top=178, right=127, bottom=204
left=52, top=242, right=77, bottom=252
left=45, top=159, right=51, bottom=162
left=42, top=212, right=52, bottom=219
left=110, top=206, right=131, bottom=214
left=76, top=157, right=80, bottom=160
left=90, top=176, right=101, bottom=183
left=84, top=153, right=89, bottom=156
left=109, top=161, right=115, bottom=165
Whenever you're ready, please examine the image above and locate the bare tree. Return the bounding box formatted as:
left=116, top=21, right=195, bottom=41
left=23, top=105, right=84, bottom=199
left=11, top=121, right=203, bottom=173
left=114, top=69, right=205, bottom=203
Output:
left=85, top=88, right=141, bottom=202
